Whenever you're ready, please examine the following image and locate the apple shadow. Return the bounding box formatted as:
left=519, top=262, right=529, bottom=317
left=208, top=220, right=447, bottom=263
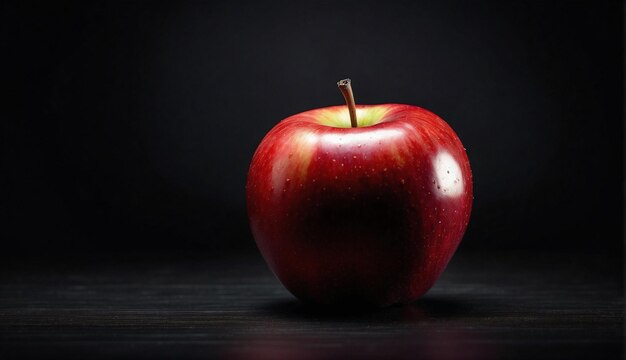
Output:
left=259, top=296, right=480, bottom=323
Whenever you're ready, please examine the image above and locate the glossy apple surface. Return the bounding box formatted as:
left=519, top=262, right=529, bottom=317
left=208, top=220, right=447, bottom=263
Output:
left=246, top=104, right=472, bottom=307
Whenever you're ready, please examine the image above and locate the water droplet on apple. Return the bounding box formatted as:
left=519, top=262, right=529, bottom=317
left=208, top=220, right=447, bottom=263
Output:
left=286, top=178, right=291, bottom=183
left=383, top=168, right=387, bottom=172
left=400, top=179, right=405, bottom=184
left=353, top=155, right=357, bottom=159
left=341, top=163, right=344, bottom=167
left=357, top=144, right=362, bottom=148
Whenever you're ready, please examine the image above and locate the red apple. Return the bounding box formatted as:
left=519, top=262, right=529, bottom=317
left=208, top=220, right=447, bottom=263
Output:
left=246, top=80, right=472, bottom=307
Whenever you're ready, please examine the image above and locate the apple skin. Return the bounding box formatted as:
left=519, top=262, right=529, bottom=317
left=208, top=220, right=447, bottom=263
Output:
left=246, top=104, right=472, bottom=307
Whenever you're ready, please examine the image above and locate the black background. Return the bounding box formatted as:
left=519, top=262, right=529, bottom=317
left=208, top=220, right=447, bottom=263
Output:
left=2, top=0, right=623, bottom=257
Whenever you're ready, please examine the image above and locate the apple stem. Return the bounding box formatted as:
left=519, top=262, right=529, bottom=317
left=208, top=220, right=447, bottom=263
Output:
left=337, top=78, right=358, bottom=128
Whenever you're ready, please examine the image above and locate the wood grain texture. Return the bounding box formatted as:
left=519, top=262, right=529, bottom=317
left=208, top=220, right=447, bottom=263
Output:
left=0, top=252, right=622, bottom=359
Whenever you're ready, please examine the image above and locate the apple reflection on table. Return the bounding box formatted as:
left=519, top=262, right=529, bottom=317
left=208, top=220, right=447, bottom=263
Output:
left=224, top=300, right=499, bottom=360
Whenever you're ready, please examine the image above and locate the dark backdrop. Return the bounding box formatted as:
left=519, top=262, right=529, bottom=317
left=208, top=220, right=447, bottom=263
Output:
left=2, top=0, right=623, bottom=256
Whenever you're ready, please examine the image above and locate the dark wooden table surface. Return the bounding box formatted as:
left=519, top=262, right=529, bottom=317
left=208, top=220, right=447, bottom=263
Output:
left=0, top=251, right=622, bottom=359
